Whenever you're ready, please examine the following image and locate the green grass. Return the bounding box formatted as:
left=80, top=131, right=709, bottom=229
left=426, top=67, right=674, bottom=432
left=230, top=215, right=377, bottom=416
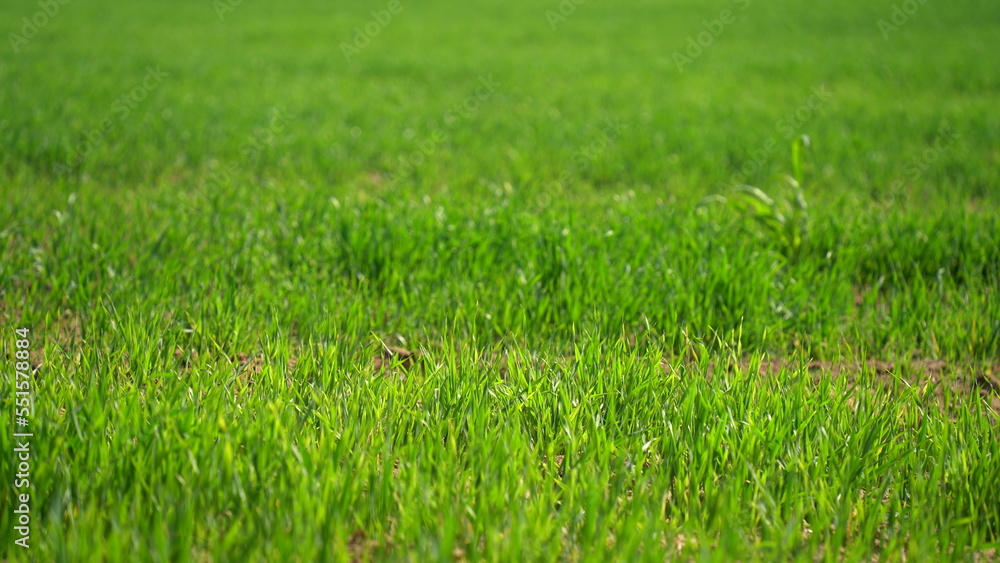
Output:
left=2, top=0, right=999, bottom=560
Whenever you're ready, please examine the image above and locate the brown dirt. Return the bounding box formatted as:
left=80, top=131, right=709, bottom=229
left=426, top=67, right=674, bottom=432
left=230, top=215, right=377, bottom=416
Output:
left=661, top=357, right=1000, bottom=412
left=372, top=341, right=998, bottom=413
left=173, top=347, right=200, bottom=369
left=347, top=529, right=377, bottom=562
left=372, top=346, right=420, bottom=373
left=235, top=351, right=266, bottom=376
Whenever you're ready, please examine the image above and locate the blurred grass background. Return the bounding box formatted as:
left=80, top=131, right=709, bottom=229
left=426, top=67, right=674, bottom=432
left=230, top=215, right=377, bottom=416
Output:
left=1, top=1, right=999, bottom=559
left=1, top=0, right=997, bottom=198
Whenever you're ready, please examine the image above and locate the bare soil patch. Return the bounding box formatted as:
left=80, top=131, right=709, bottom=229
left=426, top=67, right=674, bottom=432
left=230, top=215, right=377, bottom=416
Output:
left=661, top=357, right=1000, bottom=412
left=372, top=346, right=420, bottom=373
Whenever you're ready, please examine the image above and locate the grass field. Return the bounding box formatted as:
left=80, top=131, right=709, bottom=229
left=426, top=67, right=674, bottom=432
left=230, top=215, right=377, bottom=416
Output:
left=2, top=0, right=1000, bottom=560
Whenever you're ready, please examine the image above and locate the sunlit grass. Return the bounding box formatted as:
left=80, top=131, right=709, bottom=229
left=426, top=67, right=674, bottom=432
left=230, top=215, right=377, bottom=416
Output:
left=1, top=0, right=999, bottom=560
